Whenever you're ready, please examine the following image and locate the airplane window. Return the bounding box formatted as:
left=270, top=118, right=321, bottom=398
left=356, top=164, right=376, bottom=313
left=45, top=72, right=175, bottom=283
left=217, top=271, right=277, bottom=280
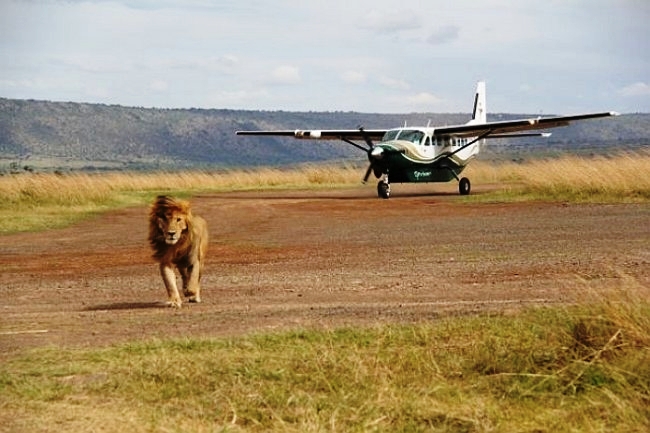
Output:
left=382, top=130, right=400, bottom=141
left=397, top=130, right=424, bottom=144
left=424, top=137, right=431, bottom=146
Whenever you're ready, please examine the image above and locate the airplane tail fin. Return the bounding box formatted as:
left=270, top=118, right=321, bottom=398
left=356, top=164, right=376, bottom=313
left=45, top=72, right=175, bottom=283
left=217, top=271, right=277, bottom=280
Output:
left=469, top=81, right=486, bottom=124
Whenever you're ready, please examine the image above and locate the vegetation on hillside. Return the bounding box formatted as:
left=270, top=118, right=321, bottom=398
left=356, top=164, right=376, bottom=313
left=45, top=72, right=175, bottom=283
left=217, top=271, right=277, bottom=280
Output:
left=1, top=97, right=647, bottom=172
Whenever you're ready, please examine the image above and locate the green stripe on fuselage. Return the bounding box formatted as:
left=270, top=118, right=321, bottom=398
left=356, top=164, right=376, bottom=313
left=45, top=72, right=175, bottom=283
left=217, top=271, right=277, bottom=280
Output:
left=376, top=144, right=468, bottom=183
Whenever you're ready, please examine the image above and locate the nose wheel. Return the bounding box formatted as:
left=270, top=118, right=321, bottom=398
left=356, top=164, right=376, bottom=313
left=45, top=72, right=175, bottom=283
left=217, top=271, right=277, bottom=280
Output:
left=377, top=180, right=390, bottom=199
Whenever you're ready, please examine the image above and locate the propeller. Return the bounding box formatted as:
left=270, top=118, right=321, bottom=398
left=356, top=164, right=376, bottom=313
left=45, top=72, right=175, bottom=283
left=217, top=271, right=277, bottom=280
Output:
left=363, top=164, right=374, bottom=183
left=359, top=126, right=382, bottom=183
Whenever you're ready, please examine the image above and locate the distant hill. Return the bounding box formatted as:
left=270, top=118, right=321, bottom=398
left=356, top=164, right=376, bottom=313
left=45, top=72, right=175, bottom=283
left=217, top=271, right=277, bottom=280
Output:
left=0, top=98, right=648, bottom=172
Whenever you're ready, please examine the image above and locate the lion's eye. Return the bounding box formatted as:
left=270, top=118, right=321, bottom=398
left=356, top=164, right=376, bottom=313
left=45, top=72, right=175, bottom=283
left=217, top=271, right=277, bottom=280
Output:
left=177, top=218, right=181, bottom=222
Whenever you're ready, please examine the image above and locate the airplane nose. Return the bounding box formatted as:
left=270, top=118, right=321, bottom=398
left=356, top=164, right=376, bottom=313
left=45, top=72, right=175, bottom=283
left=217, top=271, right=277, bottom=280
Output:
left=370, top=146, right=384, bottom=160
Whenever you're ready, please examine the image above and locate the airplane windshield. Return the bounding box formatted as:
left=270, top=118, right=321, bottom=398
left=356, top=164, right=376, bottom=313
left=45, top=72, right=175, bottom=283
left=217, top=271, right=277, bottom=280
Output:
left=396, top=129, right=425, bottom=145
left=382, top=130, right=400, bottom=141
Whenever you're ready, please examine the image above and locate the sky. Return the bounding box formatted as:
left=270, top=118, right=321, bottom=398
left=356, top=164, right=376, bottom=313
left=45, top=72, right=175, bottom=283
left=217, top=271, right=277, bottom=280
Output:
left=1, top=0, right=649, bottom=114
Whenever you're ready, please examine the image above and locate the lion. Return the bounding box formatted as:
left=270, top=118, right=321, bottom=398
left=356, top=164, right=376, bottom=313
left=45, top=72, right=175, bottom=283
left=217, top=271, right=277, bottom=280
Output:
left=148, top=195, right=208, bottom=307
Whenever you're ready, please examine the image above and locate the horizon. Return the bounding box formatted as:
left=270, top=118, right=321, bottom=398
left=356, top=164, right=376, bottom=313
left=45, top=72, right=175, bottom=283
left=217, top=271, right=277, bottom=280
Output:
left=2, top=95, right=648, bottom=117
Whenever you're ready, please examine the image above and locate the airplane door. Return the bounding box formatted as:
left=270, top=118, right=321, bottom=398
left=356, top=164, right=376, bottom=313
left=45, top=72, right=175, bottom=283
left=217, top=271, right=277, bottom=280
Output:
left=423, top=136, right=435, bottom=158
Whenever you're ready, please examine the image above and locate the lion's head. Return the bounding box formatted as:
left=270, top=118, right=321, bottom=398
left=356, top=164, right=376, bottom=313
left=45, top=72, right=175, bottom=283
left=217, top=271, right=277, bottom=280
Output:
left=148, top=196, right=193, bottom=257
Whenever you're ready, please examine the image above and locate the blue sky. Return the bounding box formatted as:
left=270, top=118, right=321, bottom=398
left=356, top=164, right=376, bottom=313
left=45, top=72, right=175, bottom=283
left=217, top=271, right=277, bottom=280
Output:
left=1, top=0, right=649, bottom=113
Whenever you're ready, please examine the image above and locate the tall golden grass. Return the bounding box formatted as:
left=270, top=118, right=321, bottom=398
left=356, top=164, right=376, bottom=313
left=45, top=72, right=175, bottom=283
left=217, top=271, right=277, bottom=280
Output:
left=1, top=152, right=649, bottom=207
left=465, top=151, right=650, bottom=201
left=0, top=164, right=363, bottom=232
left=0, top=164, right=363, bottom=207
left=1, top=152, right=648, bottom=233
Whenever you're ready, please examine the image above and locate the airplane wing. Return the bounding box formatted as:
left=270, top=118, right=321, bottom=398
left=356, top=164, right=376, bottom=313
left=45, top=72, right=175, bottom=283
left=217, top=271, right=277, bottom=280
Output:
left=435, top=111, right=619, bottom=138
left=236, top=129, right=387, bottom=140
left=236, top=111, right=618, bottom=141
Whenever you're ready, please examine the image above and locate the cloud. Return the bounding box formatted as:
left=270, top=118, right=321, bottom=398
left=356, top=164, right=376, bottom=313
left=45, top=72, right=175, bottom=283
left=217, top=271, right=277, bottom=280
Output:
left=363, top=9, right=421, bottom=33
left=63, top=0, right=223, bottom=12
left=426, top=25, right=460, bottom=45
left=83, top=85, right=110, bottom=99
left=518, top=83, right=533, bottom=92
left=382, top=91, right=444, bottom=112
left=164, top=55, right=240, bottom=74
left=53, top=54, right=133, bottom=74
left=2, top=0, right=648, bottom=113
left=268, top=65, right=301, bottom=85
left=149, top=79, right=168, bottom=92
left=406, top=92, right=443, bottom=107
left=619, top=82, right=650, bottom=97
left=378, top=76, right=410, bottom=90
left=341, top=70, right=366, bottom=84
left=205, top=89, right=271, bottom=109
left=197, top=55, right=241, bottom=74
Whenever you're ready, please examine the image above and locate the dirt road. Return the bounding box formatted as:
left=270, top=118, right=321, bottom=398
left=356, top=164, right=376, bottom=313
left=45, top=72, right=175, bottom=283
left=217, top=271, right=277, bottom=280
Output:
left=1, top=185, right=648, bottom=356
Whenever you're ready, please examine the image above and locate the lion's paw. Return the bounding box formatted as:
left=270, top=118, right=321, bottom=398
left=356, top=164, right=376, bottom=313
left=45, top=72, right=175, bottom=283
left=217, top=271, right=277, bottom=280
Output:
left=166, top=299, right=182, bottom=308
left=187, top=296, right=201, bottom=303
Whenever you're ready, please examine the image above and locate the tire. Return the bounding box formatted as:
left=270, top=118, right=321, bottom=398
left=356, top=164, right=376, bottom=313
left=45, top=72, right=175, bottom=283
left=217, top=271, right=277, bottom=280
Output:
left=377, top=181, right=390, bottom=199
left=459, top=177, right=471, bottom=195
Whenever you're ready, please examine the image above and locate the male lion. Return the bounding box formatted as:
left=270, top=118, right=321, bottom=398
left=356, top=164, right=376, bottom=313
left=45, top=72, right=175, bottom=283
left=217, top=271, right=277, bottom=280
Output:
left=148, top=195, right=208, bottom=307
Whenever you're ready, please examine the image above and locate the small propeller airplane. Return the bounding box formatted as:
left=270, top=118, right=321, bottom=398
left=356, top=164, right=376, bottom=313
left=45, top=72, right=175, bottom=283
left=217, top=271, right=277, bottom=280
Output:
left=236, top=82, right=618, bottom=198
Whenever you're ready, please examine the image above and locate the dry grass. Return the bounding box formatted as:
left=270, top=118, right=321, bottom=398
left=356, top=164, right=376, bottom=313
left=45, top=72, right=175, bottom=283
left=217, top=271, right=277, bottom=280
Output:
left=1, top=152, right=649, bottom=233
left=0, top=164, right=361, bottom=206
left=1, top=152, right=649, bottom=206
left=1, top=154, right=649, bottom=431
left=465, top=151, right=650, bottom=201
left=0, top=164, right=361, bottom=233
left=1, top=286, right=648, bottom=432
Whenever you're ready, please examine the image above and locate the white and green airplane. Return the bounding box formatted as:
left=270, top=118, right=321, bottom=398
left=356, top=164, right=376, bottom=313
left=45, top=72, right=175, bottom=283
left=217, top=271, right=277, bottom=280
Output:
left=236, top=82, right=618, bottom=199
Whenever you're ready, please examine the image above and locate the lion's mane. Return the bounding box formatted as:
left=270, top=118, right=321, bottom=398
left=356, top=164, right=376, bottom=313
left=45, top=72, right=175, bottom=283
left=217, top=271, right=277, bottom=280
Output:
left=148, top=195, right=194, bottom=260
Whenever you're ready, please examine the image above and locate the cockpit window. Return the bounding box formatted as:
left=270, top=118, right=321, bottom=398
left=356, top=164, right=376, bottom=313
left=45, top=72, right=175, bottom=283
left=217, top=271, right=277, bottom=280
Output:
left=396, top=129, right=424, bottom=145
left=382, top=130, right=400, bottom=141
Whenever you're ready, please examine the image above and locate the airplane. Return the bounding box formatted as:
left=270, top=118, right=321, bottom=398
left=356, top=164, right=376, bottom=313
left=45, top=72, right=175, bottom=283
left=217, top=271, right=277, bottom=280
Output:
left=236, top=82, right=618, bottom=199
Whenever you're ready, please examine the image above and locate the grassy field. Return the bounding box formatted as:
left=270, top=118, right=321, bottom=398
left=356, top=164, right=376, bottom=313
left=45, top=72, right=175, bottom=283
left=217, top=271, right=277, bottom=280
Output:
left=2, top=289, right=649, bottom=432
left=1, top=152, right=649, bottom=431
left=465, top=151, right=650, bottom=202
left=1, top=151, right=649, bottom=234
left=0, top=164, right=364, bottom=233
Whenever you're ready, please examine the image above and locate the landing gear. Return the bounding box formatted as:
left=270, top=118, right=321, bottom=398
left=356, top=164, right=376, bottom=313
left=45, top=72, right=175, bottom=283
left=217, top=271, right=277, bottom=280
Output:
left=459, top=177, right=471, bottom=195
left=376, top=172, right=391, bottom=199
left=377, top=180, right=390, bottom=199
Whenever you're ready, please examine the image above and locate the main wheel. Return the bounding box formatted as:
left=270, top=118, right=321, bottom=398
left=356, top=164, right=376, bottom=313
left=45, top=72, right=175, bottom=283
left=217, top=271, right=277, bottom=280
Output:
left=459, top=177, right=471, bottom=195
left=377, top=181, right=390, bottom=199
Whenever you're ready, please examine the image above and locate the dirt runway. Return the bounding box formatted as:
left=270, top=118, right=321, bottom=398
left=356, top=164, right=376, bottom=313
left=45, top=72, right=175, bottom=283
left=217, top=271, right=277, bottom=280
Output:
left=1, top=185, right=649, bottom=357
